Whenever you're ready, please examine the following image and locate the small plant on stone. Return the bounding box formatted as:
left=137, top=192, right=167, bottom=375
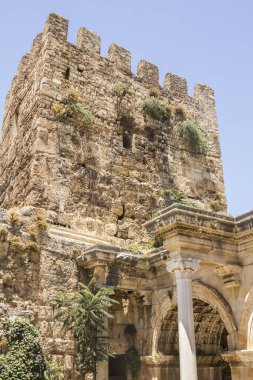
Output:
left=11, top=240, right=26, bottom=252
left=177, top=119, right=207, bottom=154
left=7, top=207, right=22, bottom=227
left=2, top=273, right=14, bottom=286
left=165, top=189, right=197, bottom=207
left=25, top=241, right=41, bottom=252
left=112, top=82, right=131, bottom=98
left=210, top=193, right=225, bottom=212
left=51, top=102, right=69, bottom=118
left=75, top=104, right=94, bottom=127
left=164, top=188, right=174, bottom=197
left=128, top=242, right=142, bottom=253
left=0, top=226, right=8, bottom=242
left=27, top=210, right=49, bottom=241
left=149, top=87, right=161, bottom=98
left=143, top=96, right=169, bottom=122
left=44, top=359, right=64, bottom=380
left=52, top=88, right=94, bottom=128
left=153, top=351, right=165, bottom=364
left=144, top=235, right=163, bottom=249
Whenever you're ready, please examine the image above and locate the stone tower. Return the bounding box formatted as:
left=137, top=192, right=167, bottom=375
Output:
left=0, top=12, right=226, bottom=244
left=3, top=13, right=253, bottom=380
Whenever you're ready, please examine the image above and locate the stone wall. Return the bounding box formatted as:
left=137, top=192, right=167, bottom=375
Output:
left=0, top=13, right=226, bottom=244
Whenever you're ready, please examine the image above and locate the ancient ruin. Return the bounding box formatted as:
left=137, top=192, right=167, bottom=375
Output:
left=0, top=12, right=253, bottom=380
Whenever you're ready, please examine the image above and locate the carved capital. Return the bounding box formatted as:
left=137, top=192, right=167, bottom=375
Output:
left=166, top=256, right=200, bottom=278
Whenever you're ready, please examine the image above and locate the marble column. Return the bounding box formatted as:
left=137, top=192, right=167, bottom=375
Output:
left=166, top=257, right=200, bottom=380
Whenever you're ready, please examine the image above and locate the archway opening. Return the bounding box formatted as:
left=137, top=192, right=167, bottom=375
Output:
left=158, top=298, right=231, bottom=380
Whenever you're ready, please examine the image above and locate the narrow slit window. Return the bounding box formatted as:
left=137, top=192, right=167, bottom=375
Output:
left=64, top=67, right=70, bottom=80
left=121, top=116, right=134, bottom=150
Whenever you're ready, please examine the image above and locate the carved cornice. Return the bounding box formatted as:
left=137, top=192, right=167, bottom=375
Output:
left=144, top=204, right=253, bottom=245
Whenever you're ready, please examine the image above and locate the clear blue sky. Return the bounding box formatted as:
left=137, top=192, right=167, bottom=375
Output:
left=0, top=0, right=252, bottom=216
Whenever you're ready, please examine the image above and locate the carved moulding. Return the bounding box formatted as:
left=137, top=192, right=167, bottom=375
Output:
left=215, top=264, right=241, bottom=288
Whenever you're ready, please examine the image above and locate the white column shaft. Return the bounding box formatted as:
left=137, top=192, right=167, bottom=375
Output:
left=176, top=272, right=198, bottom=380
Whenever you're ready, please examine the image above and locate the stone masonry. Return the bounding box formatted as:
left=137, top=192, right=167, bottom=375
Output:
left=0, top=13, right=226, bottom=245
left=1, top=12, right=253, bottom=380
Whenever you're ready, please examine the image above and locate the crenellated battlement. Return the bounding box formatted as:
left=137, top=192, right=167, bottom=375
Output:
left=40, top=13, right=214, bottom=103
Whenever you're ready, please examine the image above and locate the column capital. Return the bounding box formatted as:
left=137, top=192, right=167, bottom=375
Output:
left=166, top=256, right=200, bottom=277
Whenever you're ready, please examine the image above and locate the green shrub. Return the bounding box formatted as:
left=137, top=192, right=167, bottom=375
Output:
left=177, top=119, right=207, bottom=154
left=0, top=318, right=46, bottom=380
left=125, top=346, right=141, bottom=380
left=143, top=96, right=169, bottom=121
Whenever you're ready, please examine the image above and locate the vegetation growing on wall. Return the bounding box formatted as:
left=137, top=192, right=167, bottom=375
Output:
left=210, top=193, right=225, bottom=212
left=52, top=279, right=118, bottom=380
left=7, top=208, right=22, bottom=227
left=0, top=226, right=8, bottom=242
left=164, top=189, right=197, bottom=207
left=112, top=82, right=131, bottom=98
left=143, top=96, right=169, bottom=122
left=28, top=211, right=49, bottom=242
left=52, top=89, right=94, bottom=127
left=176, top=119, right=207, bottom=154
left=149, top=87, right=161, bottom=98
left=128, top=235, right=163, bottom=254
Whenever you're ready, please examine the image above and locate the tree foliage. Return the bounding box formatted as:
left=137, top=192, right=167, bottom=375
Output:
left=0, top=318, right=45, bottom=380
left=53, top=279, right=118, bottom=378
left=0, top=318, right=63, bottom=380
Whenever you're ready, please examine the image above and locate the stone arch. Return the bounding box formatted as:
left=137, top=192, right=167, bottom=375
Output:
left=238, top=286, right=253, bottom=349
left=151, top=282, right=237, bottom=356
